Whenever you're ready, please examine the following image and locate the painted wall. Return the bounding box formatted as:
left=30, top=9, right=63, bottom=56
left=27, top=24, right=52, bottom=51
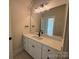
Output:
left=10, top=0, right=32, bottom=56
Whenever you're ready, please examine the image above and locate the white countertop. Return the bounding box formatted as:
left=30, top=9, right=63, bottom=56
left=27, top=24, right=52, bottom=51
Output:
left=23, top=32, right=64, bottom=51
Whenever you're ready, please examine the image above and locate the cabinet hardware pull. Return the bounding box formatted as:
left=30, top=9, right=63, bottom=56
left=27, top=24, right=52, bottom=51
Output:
left=32, top=45, right=35, bottom=48
left=48, top=49, right=50, bottom=52
left=47, top=57, right=49, bottom=59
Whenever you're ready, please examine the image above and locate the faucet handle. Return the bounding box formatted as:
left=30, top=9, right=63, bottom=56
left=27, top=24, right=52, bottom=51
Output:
left=40, top=30, right=43, bottom=34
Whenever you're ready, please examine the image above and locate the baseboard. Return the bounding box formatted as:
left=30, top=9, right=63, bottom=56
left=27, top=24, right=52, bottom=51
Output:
left=13, top=47, right=23, bottom=57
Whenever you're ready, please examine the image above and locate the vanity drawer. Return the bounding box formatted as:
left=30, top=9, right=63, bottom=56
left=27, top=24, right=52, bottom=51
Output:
left=46, top=53, right=58, bottom=59
left=43, top=45, right=58, bottom=54
left=42, top=45, right=59, bottom=59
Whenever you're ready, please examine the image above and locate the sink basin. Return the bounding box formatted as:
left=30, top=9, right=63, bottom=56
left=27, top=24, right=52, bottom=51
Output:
left=32, top=36, right=43, bottom=40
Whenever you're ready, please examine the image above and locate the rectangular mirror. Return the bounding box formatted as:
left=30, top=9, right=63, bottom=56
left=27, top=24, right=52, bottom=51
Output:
left=41, top=5, right=66, bottom=38
left=30, top=4, right=67, bottom=40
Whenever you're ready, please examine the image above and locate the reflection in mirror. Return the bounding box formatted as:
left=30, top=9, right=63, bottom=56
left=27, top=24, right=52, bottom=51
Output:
left=41, top=17, right=55, bottom=37
left=30, top=13, right=41, bottom=33
left=41, top=5, right=66, bottom=38
left=30, top=4, right=67, bottom=40
left=47, top=18, right=55, bottom=36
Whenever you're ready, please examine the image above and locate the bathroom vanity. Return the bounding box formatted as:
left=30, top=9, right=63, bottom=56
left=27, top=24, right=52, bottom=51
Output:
left=23, top=1, right=68, bottom=59
left=22, top=32, right=64, bottom=59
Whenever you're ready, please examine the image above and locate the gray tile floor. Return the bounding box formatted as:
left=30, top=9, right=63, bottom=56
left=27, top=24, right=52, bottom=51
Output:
left=14, top=50, right=33, bottom=59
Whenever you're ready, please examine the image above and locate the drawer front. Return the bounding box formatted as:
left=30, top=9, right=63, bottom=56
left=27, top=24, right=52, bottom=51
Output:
left=43, top=45, right=58, bottom=54
left=47, top=53, right=58, bottom=59
left=42, top=45, right=59, bottom=59
left=29, top=39, right=42, bottom=49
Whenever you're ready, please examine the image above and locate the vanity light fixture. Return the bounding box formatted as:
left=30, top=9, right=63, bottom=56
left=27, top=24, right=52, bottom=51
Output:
left=33, top=0, right=49, bottom=13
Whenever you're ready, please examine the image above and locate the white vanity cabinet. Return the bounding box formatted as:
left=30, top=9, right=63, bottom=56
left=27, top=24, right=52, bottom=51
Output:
left=23, top=34, right=61, bottom=59
left=42, top=45, right=59, bottom=59
left=29, top=39, right=42, bottom=59
left=23, top=35, right=42, bottom=59
left=23, top=36, right=29, bottom=53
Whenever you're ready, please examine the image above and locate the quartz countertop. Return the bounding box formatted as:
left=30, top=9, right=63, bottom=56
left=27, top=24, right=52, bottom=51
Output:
left=23, top=32, right=64, bottom=51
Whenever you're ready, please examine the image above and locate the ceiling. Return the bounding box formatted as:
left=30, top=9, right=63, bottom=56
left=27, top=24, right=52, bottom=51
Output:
left=32, top=0, right=67, bottom=13
left=32, top=0, right=67, bottom=7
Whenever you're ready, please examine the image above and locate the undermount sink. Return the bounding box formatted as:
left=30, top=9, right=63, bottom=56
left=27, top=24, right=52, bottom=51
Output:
left=32, top=36, right=43, bottom=40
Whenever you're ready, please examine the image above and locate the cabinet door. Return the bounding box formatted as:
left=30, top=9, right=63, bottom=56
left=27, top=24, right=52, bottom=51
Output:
left=29, top=39, right=42, bottom=59
left=42, top=45, right=48, bottom=59
left=34, top=42, right=42, bottom=59
left=23, top=36, right=29, bottom=53
left=29, top=39, right=35, bottom=58
left=42, top=45, right=58, bottom=59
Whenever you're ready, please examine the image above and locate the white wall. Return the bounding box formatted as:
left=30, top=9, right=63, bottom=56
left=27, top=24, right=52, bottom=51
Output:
left=10, top=0, right=32, bottom=56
